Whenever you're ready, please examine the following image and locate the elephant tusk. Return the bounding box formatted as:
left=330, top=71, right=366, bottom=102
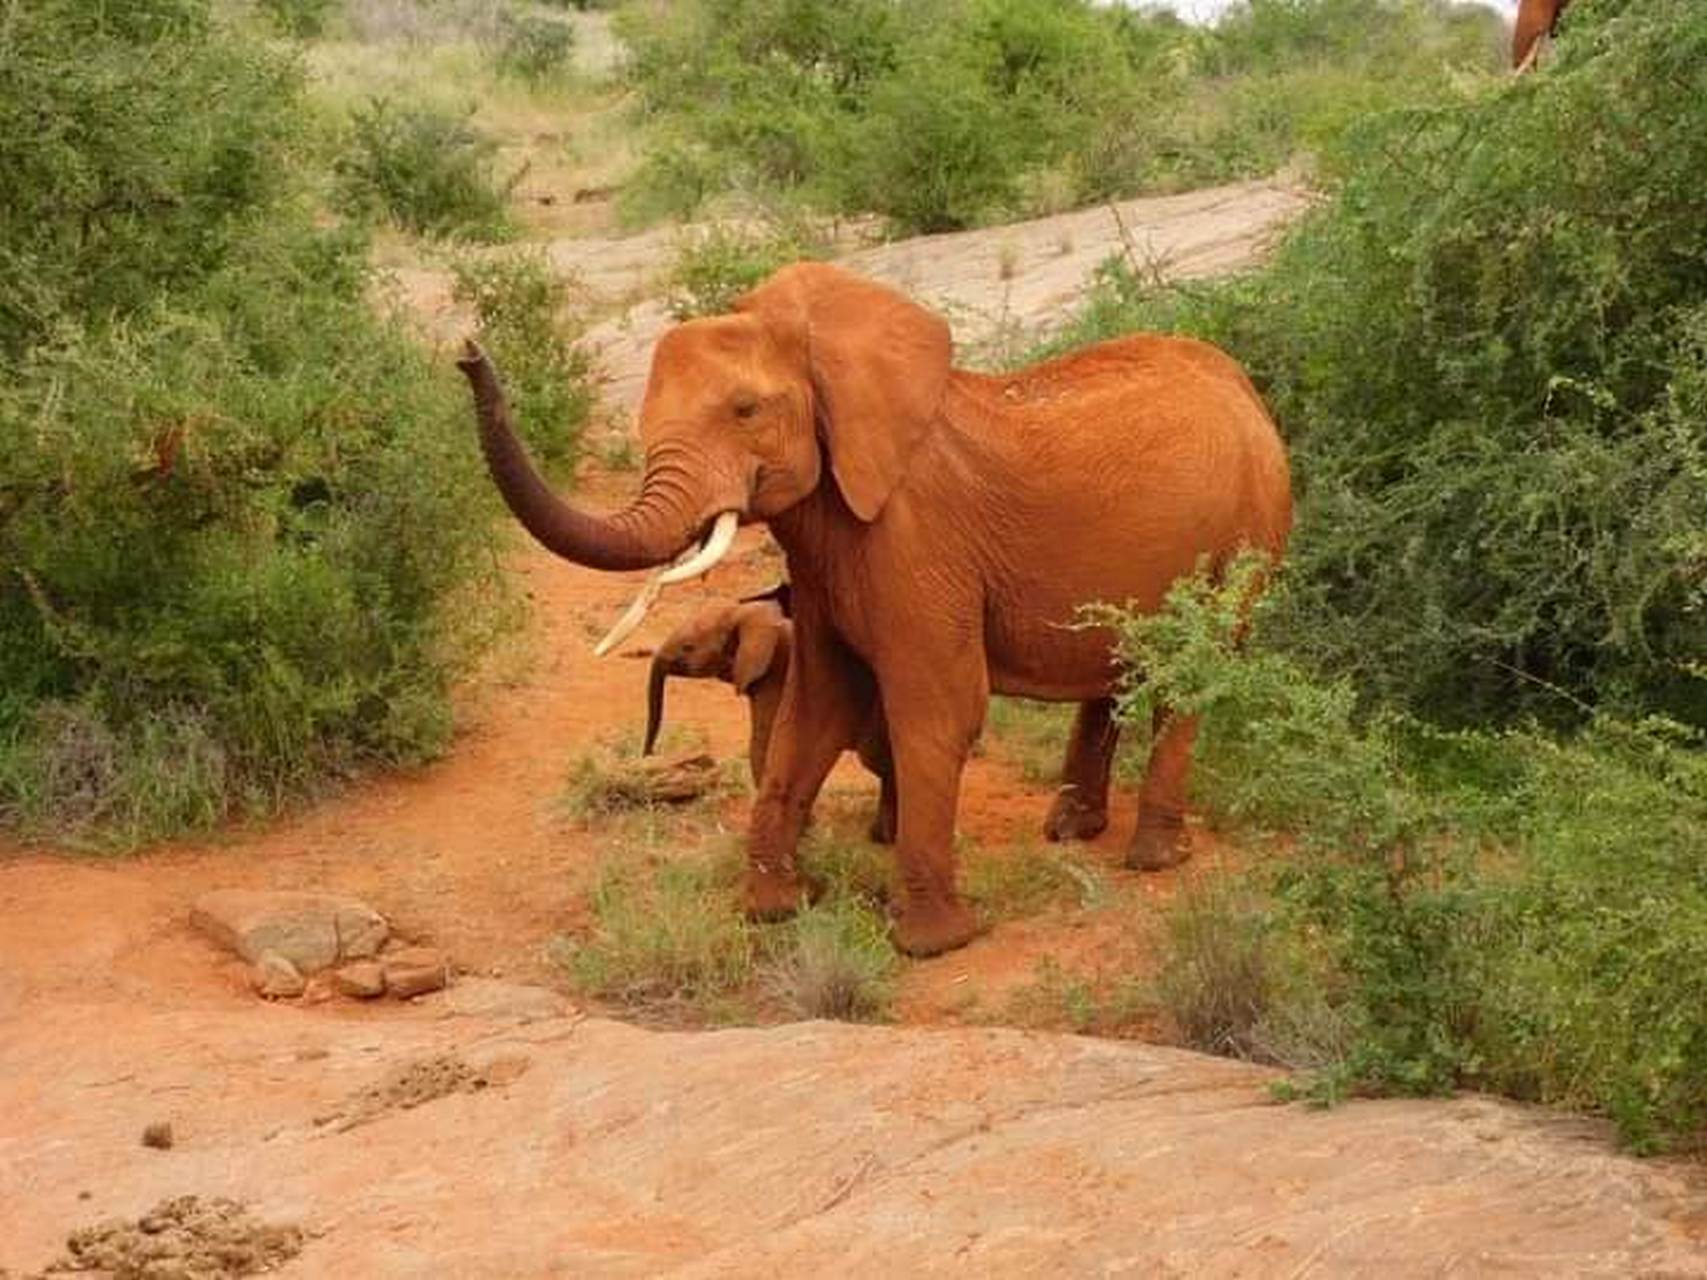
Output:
left=658, top=510, right=740, bottom=585
left=591, top=574, right=664, bottom=658
left=591, top=512, right=741, bottom=657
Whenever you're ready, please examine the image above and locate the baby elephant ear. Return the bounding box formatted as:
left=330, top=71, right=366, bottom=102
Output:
left=738, top=263, right=951, bottom=522
left=729, top=605, right=787, bottom=695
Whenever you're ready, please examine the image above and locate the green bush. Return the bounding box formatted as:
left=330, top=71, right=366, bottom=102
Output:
left=1096, top=561, right=1707, bottom=1152
left=666, top=218, right=826, bottom=319
left=496, top=8, right=577, bottom=83
left=0, top=0, right=301, bottom=359
left=0, top=0, right=506, bottom=843
left=258, top=0, right=341, bottom=38
left=561, top=841, right=901, bottom=1024
left=335, top=98, right=514, bottom=241
left=451, top=250, right=596, bottom=473
left=1058, top=0, right=1707, bottom=731
left=762, top=898, right=898, bottom=1022
left=616, top=0, right=1502, bottom=232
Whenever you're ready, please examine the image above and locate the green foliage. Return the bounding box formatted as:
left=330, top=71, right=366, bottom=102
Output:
left=562, top=838, right=900, bottom=1024
left=666, top=218, right=826, bottom=319
left=258, top=0, right=341, bottom=38
left=0, top=0, right=506, bottom=842
left=496, top=8, right=577, bottom=84
left=1099, top=561, right=1707, bottom=1152
left=335, top=98, right=514, bottom=241
left=564, top=853, right=759, bottom=1012
left=0, top=0, right=302, bottom=359
left=763, top=898, right=898, bottom=1022
left=1058, top=0, right=1707, bottom=730
left=451, top=250, right=595, bottom=473
left=617, top=0, right=1502, bottom=232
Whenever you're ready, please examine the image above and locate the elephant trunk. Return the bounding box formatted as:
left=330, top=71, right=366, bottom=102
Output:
left=457, top=341, right=701, bottom=572
left=643, top=656, right=670, bottom=756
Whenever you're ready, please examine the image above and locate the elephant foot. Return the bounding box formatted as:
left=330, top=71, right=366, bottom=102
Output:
left=745, top=865, right=805, bottom=921
left=1126, top=817, right=1190, bottom=872
left=1043, top=788, right=1109, bottom=843
left=892, top=897, right=979, bottom=958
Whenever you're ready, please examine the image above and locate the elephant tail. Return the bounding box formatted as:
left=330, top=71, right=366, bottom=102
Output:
left=643, top=655, right=669, bottom=756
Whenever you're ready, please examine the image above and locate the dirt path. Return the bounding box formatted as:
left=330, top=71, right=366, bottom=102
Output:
left=0, top=491, right=1138, bottom=1015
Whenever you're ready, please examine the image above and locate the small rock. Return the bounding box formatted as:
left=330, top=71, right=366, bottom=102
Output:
left=332, top=962, right=387, bottom=999
left=383, top=947, right=449, bottom=999
left=253, top=951, right=306, bottom=999
left=192, top=888, right=388, bottom=973
left=141, top=1121, right=174, bottom=1150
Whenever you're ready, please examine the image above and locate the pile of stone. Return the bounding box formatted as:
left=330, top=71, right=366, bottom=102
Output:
left=190, top=889, right=450, bottom=1002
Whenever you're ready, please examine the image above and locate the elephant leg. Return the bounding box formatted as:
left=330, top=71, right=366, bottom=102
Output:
left=869, top=771, right=898, bottom=846
left=1044, top=697, right=1119, bottom=842
left=745, top=634, right=873, bottom=921
left=856, top=717, right=897, bottom=845
left=879, top=659, right=986, bottom=957
left=1128, top=704, right=1198, bottom=872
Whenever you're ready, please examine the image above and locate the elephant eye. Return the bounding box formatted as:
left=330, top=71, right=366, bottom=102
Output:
left=732, top=396, right=760, bottom=420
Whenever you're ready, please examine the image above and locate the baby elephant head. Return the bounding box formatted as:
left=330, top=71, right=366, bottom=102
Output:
left=643, top=599, right=790, bottom=758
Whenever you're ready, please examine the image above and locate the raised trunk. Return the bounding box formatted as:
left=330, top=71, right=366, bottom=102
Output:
left=457, top=341, right=698, bottom=572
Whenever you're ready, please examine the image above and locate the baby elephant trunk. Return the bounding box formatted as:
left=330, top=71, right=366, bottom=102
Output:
left=643, top=656, right=670, bottom=756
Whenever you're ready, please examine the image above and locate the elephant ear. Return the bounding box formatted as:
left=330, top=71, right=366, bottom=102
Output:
left=738, top=263, right=952, bottom=522
left=729, top=605, right=787, bottom=695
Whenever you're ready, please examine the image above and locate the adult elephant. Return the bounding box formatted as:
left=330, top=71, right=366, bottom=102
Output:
left=459, top=263, right=1291, bottom=956
left=1513, top=0, right=1571, bottom=70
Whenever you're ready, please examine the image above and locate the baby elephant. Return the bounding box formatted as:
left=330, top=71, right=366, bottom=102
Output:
left=645, top=598, right=899, bottom=844
left=644, top=595, right=1128, bottom=849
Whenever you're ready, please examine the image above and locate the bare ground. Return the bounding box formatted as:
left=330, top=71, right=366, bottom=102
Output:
left=3, top=184, right=1705, bottom=1275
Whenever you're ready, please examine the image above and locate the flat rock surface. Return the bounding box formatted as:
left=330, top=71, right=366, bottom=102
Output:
left=191, top=888, right=388, bottom=973
left=3, top=996, right=1702, bottom=1277
left=580, top=178, right=1311, bottom=424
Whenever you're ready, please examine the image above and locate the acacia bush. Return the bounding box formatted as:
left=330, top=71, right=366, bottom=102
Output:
left=1098, top=562, right=1707, bottom=1153
left=615, top=0, right=1503, bottom=232
left=1058, top=0, right=1707, bottom=730
left=451, top=250, right=596, bottom=472
left=0, top=0, right=504, bottom=841
left=335, top=98, right=516, bottom=241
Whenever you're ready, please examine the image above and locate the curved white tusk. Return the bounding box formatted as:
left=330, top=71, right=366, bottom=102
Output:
left=658, top=510, right=740, bottom=585
left=592, top=575, right=663, bottom=658
left=590, top=512, right=741, bottom=658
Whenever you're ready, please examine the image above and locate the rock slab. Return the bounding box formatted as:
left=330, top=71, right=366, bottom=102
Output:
left=191, top=889, right=388, bottom=973
left=6, top=1013, right=1705, bottom=1276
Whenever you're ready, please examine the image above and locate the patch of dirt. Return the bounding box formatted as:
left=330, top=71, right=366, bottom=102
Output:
left=41, top=1196, right=302, bottom=1280
left=323, top=1052, right=531, bottom=1133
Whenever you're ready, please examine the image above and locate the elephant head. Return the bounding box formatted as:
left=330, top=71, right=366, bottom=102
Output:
left=644, top=599, right=789, bottom=752
left=458, top=263, right=951, bottom=649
